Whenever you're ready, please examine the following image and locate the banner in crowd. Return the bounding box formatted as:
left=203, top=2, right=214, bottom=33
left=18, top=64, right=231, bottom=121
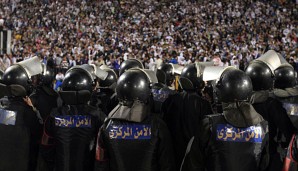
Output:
left=0, top=30, right=12, bottom=55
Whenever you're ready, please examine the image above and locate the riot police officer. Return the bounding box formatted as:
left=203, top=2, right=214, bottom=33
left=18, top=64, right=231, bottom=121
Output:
left=160, top=63, right=176, bottom=87
left=269, top=63, right=298, bottom=170
left=0, top=56, right=44, bottom=171
left=151, top=69, right=176, bottom=114
left=118, top=58, right=144, bottom=76
left=181, top=68, right=269, bottom=171
left=273, top=63, right=298, bottom=126
left=30, top=64, right=59, bottom=171
left=162, top=63, right=213, bottom=170
left=245, top=50, right=295, bottom=171
left=94, top=68, right=175, bottom=171
left=159, top=63, right=183, bottom=90
left=151, top=64, right=182, bottom=116
left=90, top=65, right=118, bottom=115
left=42, top=64, right=107, bottom=171
left=181, top=62, right=212, bottom=96
left=202, top=66, right=236, bottom=114
left=30, top=65, right=58, bottom=121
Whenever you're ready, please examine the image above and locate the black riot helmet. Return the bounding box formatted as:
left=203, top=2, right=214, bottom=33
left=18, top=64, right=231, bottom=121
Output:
left=119, top=59, right=144, bottom=76
left=156, top=69, right=167, bottom=85
left=181, top=64, right=204, bottom=89
left=99, top=69, right=118, bottom=88
left=160, top=63, right=174, bottom=86
left=245, top=61, right=274, bottom=91
left=116, top=69, right=151, bottom=104
left=215, top=69, right=252, bottom=103
left=274, top=65, right=296, bottom=89
left=2, top=56, right=44, bottom=95
left=2, top=65, right=33, bottom=94
left=41, top=65, right=56, bottom=86
left=62, top=68, right=93, bottom=92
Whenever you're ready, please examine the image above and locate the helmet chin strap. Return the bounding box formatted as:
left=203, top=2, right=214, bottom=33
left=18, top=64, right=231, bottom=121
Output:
left=236, top=101, right=248, bottom=127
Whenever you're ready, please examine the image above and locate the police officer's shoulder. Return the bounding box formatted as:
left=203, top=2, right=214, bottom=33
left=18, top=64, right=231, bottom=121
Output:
left=151, top=115, right=170, bottom=136
left=201, top=113, right=224, bottom=126
left=86, top=104, right=107, bottom=121
left=196, top=114, right=221, bottom=143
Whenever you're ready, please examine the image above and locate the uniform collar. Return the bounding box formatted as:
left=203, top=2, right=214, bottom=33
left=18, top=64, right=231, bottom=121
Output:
left=223, top=102, right=264, bottom=127
left=108, top=101, right=149, bottom=122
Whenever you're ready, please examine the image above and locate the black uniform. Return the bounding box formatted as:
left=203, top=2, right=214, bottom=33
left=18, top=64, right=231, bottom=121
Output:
left=90, top=88, right=118, bottom=115
left=30, top=85, right=59, bottom=171
left=0, top=57, right=45, bottom=171
left=272, top=88, right=298, bottom=130
left=43, top=101, right=105, bottom=171
left=30, top=85, right=59, bottom=121
left=251, top=91, right=295, bottom=171
left=0, top=95, right=41, bottom=171
left=95, top=102, right=175, bottom=171
left=162, top=90, right=213, bottom=170
left=181, top=102, right=269, bottom=171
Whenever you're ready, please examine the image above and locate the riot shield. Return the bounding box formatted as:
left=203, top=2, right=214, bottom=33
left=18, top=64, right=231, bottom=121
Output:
left=195, top=61, right=214, bottom=77
left=130, top=68, right=158, bottom=84
left=202, top=66, right=236, bottom=81
left=16, top=56, right=43, bottom=77
left=170, top=64, right=184, bottom=75
left=255, top=50, right=288, bottom=73
left=68, top=64, right=108, bottom=81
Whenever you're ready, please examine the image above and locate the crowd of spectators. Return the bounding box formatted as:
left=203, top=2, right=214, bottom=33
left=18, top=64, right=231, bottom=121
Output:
left=0, top=0, right=297, bottom=73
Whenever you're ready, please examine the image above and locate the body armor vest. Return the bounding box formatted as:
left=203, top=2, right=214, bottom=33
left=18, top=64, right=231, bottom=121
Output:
left=0, top=101, right=31, bottom=170
left=101, top=117, right=160, bottom=171
left=52, top=105, right=99, bottom=171
left=206, top=114, right=268, bottom=171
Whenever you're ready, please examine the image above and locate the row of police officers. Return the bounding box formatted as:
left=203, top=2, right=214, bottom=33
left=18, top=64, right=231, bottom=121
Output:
left=0, top=49, right=298, bottom=171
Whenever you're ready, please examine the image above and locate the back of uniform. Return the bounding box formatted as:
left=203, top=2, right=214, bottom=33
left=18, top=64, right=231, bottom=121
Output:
left=42, top=64, right=108, bottom=171
left=0, top=57, right=44, bottom=171
left=251, top=91, right=295, bottom=171
left=46, top=104, right=104, bottom=171
left=98, top=114, right=173, bottom=171
left=32, top=86, right=58, bottom=171
left=0, top=92, right=40, bottom=171
left=252, top=95, right=295, bottom=167
left=95, top=68, right=175, bottom=171
left=245, top=52, right=296, bottom=171
left=208, top=114, right=268, bottom=171
left=162, top=90, right=212, bottom=170
left=181, top=105, right=269, bottom=171
left=181, top=68, right=270, bottom=171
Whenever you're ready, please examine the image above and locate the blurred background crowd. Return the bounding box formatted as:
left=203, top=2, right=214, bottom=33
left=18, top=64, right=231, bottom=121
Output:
left=0, top=0, right=297, bottom=75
